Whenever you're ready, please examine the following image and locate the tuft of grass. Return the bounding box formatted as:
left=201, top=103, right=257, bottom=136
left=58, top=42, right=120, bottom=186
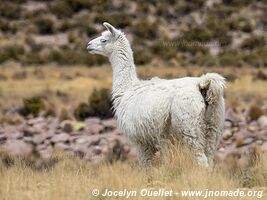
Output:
left=18, top=96, right=46, bottom=117
left=74, top=88, right=113, bottom=120
left=241, top=36, right=266, bottom=50
left=249, top=104, right=263, bottom=121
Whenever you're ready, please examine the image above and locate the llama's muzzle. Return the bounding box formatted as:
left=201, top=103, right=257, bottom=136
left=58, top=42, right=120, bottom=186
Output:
left=87, top=42, right=93, bottom=51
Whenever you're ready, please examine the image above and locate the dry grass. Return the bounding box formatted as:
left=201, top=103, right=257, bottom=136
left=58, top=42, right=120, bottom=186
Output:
left=0, top=64, right=266, bottom=113
left=0, top=145, right=266, bottom=200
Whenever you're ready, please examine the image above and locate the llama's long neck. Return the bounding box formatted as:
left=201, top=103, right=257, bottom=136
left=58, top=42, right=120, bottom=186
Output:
left=109, top=34, right=139, bottom=98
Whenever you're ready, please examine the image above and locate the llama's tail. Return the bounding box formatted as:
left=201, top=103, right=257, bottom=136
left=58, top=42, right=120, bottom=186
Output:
left=198, top=73, right=226, bottom=105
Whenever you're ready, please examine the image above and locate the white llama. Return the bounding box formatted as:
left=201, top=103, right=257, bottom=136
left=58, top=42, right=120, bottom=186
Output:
left=87, top=22, right=225, bottom=167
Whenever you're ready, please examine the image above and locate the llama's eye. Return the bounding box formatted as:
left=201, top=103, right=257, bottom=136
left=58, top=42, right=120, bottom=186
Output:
left=101, top=39, right=107, bottom=43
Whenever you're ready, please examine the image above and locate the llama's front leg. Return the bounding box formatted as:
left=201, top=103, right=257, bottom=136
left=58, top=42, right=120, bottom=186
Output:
left=136, top=143, right=157, bottom=183
left=137, top=144, right=157, bottom=168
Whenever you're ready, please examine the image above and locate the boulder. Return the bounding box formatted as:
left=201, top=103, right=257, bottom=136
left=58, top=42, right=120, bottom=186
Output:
left=33, top=133, right=46, bottom=144
left=88, top=124, right=104, bottom=134
left=0, top=134, right=7, bottom=144
left=258, top=115, right=267, bottom=129
left=51, top=133, right=69, bottom=143
left=60, top=120, right=73, bottom=133
left=102, top=118, right=117, bottom=129
left=85, top=117, right=101, bottom=125
left=223, top=129, right=232, bottom=140
left=261, top=142, right=267, bottom=152
left=27, top=117, right=46, bottom=126
left=1, top=140, right=33, bottom=156
left=54, top=142, right=70, bottom=151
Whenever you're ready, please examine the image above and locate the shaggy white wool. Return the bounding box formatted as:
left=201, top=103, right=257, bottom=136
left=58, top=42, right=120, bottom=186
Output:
left=87, top=23, right=226, bottom=167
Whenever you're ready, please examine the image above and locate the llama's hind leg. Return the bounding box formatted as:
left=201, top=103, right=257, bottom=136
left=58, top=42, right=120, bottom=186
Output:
left=204, top=127, right=222, bottom=168
left=179, top=134, right=209, bottom=167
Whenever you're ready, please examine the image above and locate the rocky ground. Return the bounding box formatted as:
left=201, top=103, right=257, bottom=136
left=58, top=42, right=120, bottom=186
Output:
left=0, top=106, right=267, bottom=167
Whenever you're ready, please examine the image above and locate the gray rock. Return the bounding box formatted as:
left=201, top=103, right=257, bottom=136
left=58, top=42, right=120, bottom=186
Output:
left=51, top=133, right=69, bottom=143
left=27, top=117, right=45, bottom=126
left=8, top=131, right=23, bottom=139
left=88, top=135, right=101, bottom=146
left=39, top=145, right=53, bottom=159
left=23, top=126, right=37, bottom=137
left=60, top=120, right=73, bottom=133
left=54, top=142, right=70, bottom=151
left=1, top=140, right=33, bottom=156
left=223, top=129, right=232, bottom=140
left=85, top=117, right=101, bottom=125
left=262, top=142, right=267, bottom=152
left=102, top=118, right=117, bottom=129
left=92, top=146, right=102, bottom=155
left=33, top=133, right=46, bottom=144
left=88, top=124, right=104, bottom=134
left=258, top=115, right=267, bottom=129
left=0, top=134, right=7, bottom=144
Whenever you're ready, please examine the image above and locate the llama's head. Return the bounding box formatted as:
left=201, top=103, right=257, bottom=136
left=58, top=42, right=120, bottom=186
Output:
left=87, top=22, right=122, bottom=57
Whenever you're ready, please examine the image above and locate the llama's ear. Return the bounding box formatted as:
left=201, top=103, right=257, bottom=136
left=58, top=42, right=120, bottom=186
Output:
left=103, top=22, right=118, bottom=36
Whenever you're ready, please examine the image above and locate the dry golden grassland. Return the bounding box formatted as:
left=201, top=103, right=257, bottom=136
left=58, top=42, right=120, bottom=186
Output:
left=0, top=63, right=266, bottom=113
left=0, top=146, right=266, bottom=200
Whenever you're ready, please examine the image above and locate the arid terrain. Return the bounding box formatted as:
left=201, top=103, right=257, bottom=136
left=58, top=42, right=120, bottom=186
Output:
left=0, top=65, right=266, bottom=199
left=0, top=0, right=267, bottom=199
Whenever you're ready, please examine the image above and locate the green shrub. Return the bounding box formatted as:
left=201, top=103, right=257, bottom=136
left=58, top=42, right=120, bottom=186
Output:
left=240, top=36, right=265, bottom=50
left=191, top=53, right=216, bottom=67
left=219, top=50, right=243, bottom=67
left=0, top=19, right=9, bottom=32
left=22, top=52, right=46, bottom=65
left=249, top=104, right=263, bottom=121
left=47, top=49, right=107, bottom=66
left=94, top=12, right=131, bottom=28
left=182, top=27, right=212, bottom=42
left=0, top=2, right=21, bottom=19
left=133, top=20, right=158, bottom=39
left=176, top=39, right=209, bottom=55
left=0, top=51, right=9, bottom=64
left=66, top=0, right=93, bottom=12
left=74, top=89, right=113, bottom=120
left=222, top=0, right=251, bottom=7
left=226, top=17, right=253, bottom=32
left=209, top=4, right=236, bottom=18
left=34, top=15, right=55, bottom=34
left=242, top=48, right=267, bottom=67
left=73, top=16, right=98, bottom=36
left=134, top=49, right=152, bottom=65
left=49, top=0, right=74, bottom=18
left=151, top=41, right=177, bottom=60
left=174, top=0, right=205, bottom=15
left=18, top=96, right=45, bottom=117
left=59, top=20, right=76, bottom=32
left=0, top=45, right=25, bottom=63
left=205, top=16, right=232, bottom=46
left=217, top=34, right=232, bottom=47
left=240, top=21, right=253, bottom=33
left=74, top=103, right=91, bottom=121
left=88, top=89, right=113, bottom=118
